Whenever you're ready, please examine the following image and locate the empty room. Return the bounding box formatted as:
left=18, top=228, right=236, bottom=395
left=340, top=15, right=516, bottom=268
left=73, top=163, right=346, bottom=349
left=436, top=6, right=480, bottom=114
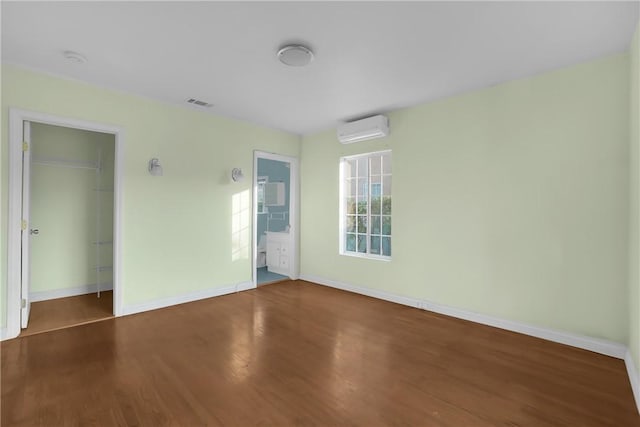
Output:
left=1, top=1, right=640, bottom=426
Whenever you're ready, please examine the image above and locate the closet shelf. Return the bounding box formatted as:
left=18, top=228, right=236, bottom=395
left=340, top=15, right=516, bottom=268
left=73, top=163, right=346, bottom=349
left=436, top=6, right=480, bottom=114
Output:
left=32, top=156, right=99, bottom=170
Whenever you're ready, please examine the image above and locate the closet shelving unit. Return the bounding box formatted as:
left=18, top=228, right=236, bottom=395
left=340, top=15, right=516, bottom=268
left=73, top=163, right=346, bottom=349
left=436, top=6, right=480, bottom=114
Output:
left=32, top=148, right=112, bottom=298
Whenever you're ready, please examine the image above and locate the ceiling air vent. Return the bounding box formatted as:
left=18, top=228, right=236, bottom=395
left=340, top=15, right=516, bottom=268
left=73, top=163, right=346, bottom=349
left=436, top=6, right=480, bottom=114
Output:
left=187, top=98, right=213, bottom=108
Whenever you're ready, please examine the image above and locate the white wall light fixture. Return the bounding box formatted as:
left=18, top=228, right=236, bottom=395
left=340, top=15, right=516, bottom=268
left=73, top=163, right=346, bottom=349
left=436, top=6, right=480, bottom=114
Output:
left=148, top=158, right=163, bottom=176
left=231, top=168, right=244, bottom=182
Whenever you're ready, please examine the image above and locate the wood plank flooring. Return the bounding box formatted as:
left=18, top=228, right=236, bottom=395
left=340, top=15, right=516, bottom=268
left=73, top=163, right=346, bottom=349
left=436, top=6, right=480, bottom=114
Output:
left=21, top=291, right=113, bottom=337
left=2, top=281, right=638, bottom=426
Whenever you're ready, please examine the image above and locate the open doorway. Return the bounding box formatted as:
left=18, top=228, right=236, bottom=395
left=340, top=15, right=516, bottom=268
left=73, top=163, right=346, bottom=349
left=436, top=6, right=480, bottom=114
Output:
left=253, top=151, right=299, bottom=286
left=23, top=123, right=115, bottom=335
left=7, top=109, right=123, bottom=339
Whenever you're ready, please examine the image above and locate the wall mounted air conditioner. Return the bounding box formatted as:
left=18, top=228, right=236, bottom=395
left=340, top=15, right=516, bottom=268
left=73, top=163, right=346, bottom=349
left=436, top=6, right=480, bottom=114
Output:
left=337, top=115, right=389, bottom=144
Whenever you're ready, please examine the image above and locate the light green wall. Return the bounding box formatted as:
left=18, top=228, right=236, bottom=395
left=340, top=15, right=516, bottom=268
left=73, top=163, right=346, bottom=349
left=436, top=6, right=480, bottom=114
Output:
left=301, top=53, right=630, bottom=343
left=30, top=123, right=114, bottom=295
left=629, top=23, right=640, bottom=377
left=1, top=49, right=636, bottom=350
left=1, top=64, right=300, bottom=327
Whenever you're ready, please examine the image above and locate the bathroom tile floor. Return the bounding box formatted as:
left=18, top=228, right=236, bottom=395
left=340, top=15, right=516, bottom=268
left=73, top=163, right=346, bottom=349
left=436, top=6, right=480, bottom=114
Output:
left=257, top=267, right=288, bottom=285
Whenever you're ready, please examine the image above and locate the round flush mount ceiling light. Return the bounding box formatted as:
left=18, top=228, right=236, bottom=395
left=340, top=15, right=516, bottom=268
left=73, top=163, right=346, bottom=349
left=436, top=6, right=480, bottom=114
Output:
left=277, top=44, right=314, bottom=67
left=62, top=50, right=88, bottom=64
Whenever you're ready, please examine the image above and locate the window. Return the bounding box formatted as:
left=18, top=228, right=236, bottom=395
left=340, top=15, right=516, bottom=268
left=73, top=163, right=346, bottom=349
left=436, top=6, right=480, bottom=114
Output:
left=340, top=150, right=391, bottom=259
left=257, top=177, right=268, bottom=214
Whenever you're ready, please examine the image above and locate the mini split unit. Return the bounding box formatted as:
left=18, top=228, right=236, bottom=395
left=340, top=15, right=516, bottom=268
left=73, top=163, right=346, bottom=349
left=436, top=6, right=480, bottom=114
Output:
left=337, top=115, right=390, bottom=144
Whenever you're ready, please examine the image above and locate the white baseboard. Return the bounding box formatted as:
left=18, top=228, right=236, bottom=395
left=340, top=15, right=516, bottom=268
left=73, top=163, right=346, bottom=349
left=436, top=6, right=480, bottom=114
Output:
left=626, top=350, right=640, bottom=413
left=121, top=281, right=254, bottom=316
left=30, top=282, right=114, bottom=302
left=299, top=274, right=627, bottom=359
left=236, top=281, right=255, bottom=292
left=0, top=328, right=7, bottom=341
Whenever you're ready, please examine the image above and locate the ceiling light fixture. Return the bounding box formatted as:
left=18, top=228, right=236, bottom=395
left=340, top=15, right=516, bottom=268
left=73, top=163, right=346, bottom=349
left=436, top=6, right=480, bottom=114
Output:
left=277, top=44, right=314, bottom=67
left=62, top=50, right=87, bottom=64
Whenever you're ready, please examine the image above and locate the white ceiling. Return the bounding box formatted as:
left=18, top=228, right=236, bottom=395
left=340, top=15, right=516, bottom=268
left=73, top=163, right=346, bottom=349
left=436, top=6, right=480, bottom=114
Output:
left=2, top=2, right=639, bottom=135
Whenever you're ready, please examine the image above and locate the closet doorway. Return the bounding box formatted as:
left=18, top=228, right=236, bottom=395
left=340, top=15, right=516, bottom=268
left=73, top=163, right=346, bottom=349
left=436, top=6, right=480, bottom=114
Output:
left=253, top=151, right=299, bottom=286
left=7, top=109, right=123, bottom=339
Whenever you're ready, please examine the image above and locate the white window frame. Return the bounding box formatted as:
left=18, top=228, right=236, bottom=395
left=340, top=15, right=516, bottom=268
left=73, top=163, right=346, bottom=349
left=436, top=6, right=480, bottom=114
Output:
left=339, top=150, right=392, bottom=261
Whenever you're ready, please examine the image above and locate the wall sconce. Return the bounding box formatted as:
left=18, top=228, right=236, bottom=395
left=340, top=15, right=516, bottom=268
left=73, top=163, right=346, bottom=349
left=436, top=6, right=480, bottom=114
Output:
left=148, top=158, right=163, bottom=176
left=231, top=168, right=244, bottom=182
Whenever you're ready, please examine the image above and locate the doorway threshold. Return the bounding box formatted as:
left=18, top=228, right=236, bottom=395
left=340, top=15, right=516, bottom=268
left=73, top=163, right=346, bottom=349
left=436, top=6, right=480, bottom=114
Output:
left=20, top=291, right=114, bottom=337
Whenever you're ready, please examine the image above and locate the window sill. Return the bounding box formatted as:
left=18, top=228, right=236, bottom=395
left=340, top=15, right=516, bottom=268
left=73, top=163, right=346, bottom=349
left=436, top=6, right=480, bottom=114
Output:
left=340, top=251, right=391, bottom=262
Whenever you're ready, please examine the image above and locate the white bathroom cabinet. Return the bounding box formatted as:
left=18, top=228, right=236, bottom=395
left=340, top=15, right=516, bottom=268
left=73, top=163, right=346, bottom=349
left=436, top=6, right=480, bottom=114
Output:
left=266, top=231, right=290, bottom=276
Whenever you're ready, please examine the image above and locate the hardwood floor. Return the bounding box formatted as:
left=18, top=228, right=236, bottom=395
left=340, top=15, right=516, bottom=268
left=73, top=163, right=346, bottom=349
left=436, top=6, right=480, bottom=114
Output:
left=2, top=281, right=638, bottom=426
left=21, top=291, right=113, bottom=337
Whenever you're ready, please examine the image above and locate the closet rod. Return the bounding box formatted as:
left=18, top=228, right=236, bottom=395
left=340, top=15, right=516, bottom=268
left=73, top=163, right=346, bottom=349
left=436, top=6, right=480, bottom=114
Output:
left=33, top=156, right=98, bottom=170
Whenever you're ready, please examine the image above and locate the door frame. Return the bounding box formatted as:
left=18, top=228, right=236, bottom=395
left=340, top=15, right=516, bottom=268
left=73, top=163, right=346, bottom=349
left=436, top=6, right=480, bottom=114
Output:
left=6, top=108, right=125, bottom=339
left=20, top=120, right=32, bottom=328
left=252, top=151, right=299, bottom=287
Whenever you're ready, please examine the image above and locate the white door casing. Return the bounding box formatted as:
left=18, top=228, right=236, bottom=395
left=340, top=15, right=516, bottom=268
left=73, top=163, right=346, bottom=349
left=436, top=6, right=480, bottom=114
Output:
left=6, top=108, right=125, bottom=340
left=20, top=121, right=32, bottom=328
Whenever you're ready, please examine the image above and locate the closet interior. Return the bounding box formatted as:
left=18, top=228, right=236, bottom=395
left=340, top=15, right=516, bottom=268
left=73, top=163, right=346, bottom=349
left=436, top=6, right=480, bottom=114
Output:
left=23, top=122, right=115, bottom=336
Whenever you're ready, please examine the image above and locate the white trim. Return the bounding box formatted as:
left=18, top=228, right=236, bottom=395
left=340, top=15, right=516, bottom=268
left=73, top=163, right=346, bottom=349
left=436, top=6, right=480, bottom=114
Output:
left=625, top=350, right=640, bottom=413
left=0, top=328, right=7, bottom=341
left=252, top=151, right=300, bottom=287
left=7, top=108, right=125, bottom=340
left=29, top=283, right=113, bottom=302
left=7, top=110, right=23, bottom=340
left=302, top=274, right=420, bottom=309
left=121, top=281, right=253, bottom=316
left=236, top=281, right=255, bottom=293
left=300, top=274, right=628, bottom=359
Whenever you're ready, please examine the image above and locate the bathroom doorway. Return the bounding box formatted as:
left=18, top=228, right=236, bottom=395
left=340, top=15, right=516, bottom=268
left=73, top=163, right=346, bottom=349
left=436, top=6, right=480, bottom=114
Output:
left=253, top=151, right=299, bottom=286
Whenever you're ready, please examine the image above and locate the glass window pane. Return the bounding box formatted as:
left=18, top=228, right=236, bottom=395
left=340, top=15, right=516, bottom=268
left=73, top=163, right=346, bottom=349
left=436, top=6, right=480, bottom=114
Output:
left=370, top=236, right=381, bottom=254
left=357, top=215, right=367, bottom=233
left=346, top=216, right=356, bottom=233
left=347, top=197, right=356, bottom=214
left=371, top=215, right=381, bottom=234
left=370, top=155, right=381, bottom=175
left=346, top=234, right=356, bottom=252
left=357, top=235, right=367, bottom=253
left=357, top=178, right=367, bottom=197
left=382, top=153, right=391, bottom=174
left=371, top=197, right=381, bottom=214
left=370, top=174, right=381, bottom=196
left=382, top=196, right=391, bottom=215
left=382, top=237, right=391, bottom=256
left=382, top=175, right=392, bottom=196
left=371, top=183, right=381, bottom=197
left=345, top=179, right=356, bottom=197
left=382, top=216, right=391, bottom=235
left=357, top=196, right=367, bottom=214
left=357, top=157, right=368, bottom=177
left=347, top=159, right=357, bottom=178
